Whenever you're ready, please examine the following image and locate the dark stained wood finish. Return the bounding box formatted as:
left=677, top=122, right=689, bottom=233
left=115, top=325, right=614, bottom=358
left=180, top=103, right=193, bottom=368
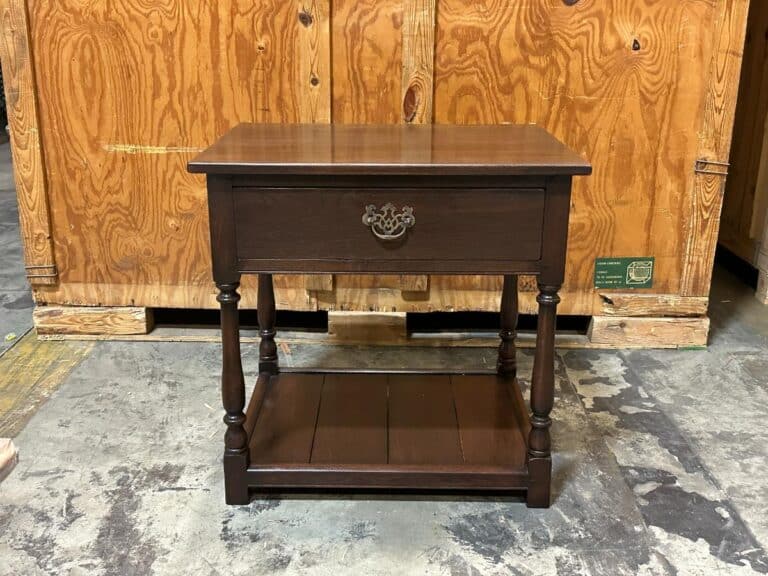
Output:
left=243, top=372, right=270, bottom=439
left=237, top=257, right=543, bottom=275
left=257, top=274, right=278, bottom=374
left=233, top=188, right=545, bottom=268
left=245, top=372, right=529, bottom=489
left=248, top=374, right=323, bottom=465
left=497, top=275, right=519, bottom=376
left=246, top=464, right=529, bottom=491
left=189, top=124, right=592, bottom=176
left=388, top=375, right=463, bottom=466
left=311, top=374, right=388, bottom=465
left=540, top=177, right=573, bottom=284
left=216, top=281, right=249, bottom=505
left=527, top=283, right=560, bottom=508
left=195, top=123, right=590, bottom=507
left=451, top=375, right=528, bottom=468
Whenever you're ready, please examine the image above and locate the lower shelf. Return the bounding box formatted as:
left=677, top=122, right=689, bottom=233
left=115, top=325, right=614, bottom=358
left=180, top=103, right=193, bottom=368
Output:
left=243, top=371, right=532, bottom=490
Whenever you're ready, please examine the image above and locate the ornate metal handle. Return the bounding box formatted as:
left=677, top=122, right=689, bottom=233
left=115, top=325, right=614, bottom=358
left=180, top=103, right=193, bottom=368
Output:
left=362, top=203, right=416, bottom=241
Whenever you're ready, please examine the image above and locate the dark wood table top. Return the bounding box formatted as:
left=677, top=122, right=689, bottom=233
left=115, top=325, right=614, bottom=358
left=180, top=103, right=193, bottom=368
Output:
left=189, top=123, right=591, bottom=177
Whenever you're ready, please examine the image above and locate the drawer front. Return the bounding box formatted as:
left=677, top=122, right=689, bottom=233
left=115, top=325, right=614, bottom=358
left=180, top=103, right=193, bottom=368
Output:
left=233, top=188, right=546, bottom=266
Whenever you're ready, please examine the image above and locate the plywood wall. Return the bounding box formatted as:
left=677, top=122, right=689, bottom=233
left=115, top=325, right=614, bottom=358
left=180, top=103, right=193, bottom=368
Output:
left=721, top=0, right=768, bottom=265
left=4, top=0, right=751, bottom=316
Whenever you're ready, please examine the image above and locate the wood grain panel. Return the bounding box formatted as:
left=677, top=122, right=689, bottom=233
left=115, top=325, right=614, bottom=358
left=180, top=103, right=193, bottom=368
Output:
left=401, top=0, right=436, bottom=123
left=681, top=0, right=751, bottom=296
left=25, top=0, right=330, bottom=303
left=332, top=0, right=403, bottom=123
left=434, top=0, right=721, bottom=310
left=0, top=0, right=56, bottom=285
left=296, top=0, right=331, bottom=123
left=12, top=0, right=750, bottom=327
left=34, top=277, right=590, bottom=316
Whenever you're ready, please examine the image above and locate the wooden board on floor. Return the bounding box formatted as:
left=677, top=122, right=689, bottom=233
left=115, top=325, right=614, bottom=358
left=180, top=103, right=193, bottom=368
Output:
left=33, top=306, right=153, bottom=336
left=588, top=316, right=710, bottom=348
left=0, top=333, right=93, bottom=437
left=598, top=294, right=709, bottom=317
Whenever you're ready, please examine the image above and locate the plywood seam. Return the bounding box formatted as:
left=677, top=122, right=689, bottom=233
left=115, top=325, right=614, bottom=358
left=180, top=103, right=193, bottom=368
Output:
left=0, top=0, right=57, bottom=284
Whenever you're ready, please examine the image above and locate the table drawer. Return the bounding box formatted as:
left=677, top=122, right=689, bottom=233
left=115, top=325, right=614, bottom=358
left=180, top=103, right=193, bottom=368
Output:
left=233, top=188, right=546, bottom=265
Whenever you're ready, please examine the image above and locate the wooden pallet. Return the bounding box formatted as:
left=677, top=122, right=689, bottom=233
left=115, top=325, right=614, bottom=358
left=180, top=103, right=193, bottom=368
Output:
left=33, top=306, right=710, bottom=349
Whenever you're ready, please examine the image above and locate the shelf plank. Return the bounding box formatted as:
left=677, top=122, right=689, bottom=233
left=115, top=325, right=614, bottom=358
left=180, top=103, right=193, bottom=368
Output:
left=247, top=464, right=528, bottom=491
left=451, top=375, right=527, bottom=467
left=310, top=374, right=388, bottom=464
left=247, top=372, right=529, bottom=487
left=388, top=374, right=463, bottom=465
left=249, top=374, right=323, bottom=464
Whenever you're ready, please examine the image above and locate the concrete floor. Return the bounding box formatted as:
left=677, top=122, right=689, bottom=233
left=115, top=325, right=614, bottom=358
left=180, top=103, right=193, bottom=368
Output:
left=1, top=142, right=767, bottom=575
left=0, top=143, right=33, bottom=356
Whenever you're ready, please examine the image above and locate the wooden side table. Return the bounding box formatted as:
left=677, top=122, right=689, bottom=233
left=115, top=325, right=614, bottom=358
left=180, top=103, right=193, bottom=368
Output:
left=189, top=124, right=591, bottom=508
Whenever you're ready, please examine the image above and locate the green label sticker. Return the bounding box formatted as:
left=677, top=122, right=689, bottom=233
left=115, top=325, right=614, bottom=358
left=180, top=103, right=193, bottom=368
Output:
left=594, top=257, right=654, bottom=289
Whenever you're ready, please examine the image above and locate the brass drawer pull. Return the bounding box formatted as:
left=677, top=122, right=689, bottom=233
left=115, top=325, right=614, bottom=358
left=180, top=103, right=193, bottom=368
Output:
left=362, top=203, right=416, bottom=241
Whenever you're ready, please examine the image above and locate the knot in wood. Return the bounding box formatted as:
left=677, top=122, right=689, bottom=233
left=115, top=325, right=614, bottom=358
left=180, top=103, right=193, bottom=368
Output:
left=298, top=10, right=313, bottom=27
left=403, top=84, right=420, bottom=123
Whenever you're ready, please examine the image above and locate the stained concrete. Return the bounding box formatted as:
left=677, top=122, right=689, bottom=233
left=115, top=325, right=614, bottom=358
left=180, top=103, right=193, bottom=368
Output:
left=1, top=143, right=768, bottom=574
left=0, top=143, right=33, bottom=354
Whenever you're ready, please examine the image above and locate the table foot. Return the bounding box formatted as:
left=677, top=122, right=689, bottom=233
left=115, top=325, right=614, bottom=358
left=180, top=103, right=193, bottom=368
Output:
left=224, top=452, right=250, bottom=505
left=526, top=457, right=552, bottom=508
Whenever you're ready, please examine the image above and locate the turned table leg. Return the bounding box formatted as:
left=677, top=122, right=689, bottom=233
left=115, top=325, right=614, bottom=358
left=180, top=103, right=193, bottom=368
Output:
left=217, top=281, right=250, bottom=505
left=258, top=274, right=279, bottom=374
left=527, top=282, right=560, bottom=508
left=498, top=274, right=519, bottom=377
